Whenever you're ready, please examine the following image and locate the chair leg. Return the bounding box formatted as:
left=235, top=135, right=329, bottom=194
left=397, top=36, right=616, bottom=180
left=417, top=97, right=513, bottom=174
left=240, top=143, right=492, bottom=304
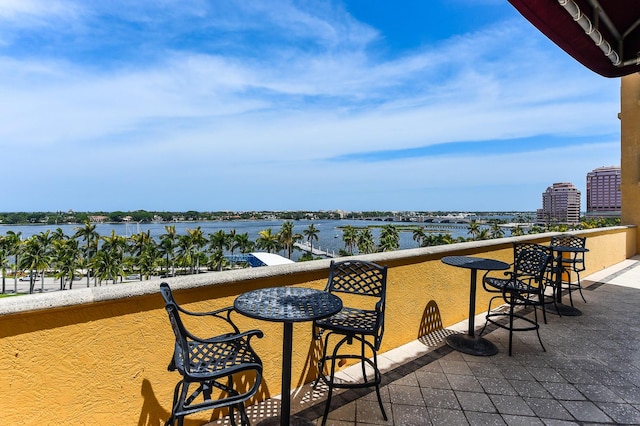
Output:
left=533, top=306, right=546, bottom=352
left=479, top=295, right=500, bottom=337
left=233, top=402, right=250, bottom=426
left=166, top=380, right=188, bottom=426
left=314, top=331, right=333, bottom=389
left=319, top=333, right=387, bottom=425
left=575, top=270, right=587, bottom=302
left=360, top=338, right=367, bottom=380
left=321, top=336, right=346, bottom=426
left=508, top=302, right=515, bottom=356
left=370, top=347, right=387, bottom=421
left=321, top=378, right=333, bottom=426
left=228, top=404, right=236, bottom=426
left=566, top=268, right=575, bottom=307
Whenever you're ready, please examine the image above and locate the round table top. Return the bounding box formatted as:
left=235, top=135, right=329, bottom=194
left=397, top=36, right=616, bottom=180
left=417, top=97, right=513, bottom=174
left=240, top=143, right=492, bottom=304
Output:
left=234, top=286, right=342, bottom=323
left=441, top=255, right=510, bottom=271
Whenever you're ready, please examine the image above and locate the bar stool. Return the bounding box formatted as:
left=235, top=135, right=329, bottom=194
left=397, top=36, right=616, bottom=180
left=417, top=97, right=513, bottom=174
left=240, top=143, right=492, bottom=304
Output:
left=314, top=260, right=388, bottom=426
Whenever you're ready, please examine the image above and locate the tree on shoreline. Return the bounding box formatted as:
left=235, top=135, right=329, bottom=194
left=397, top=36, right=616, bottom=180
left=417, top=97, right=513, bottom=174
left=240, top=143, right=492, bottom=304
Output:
left=357, top=229, right=376, bottom=254
left=159, top=225, right=178, bottom=277
left=256, top=228, right=280, bottom=254
left=6, top=231, right=22, bottom=293
left=378, top=224, right=400, bottom=252
left=74, top=221, right=99, bottom=288
left=278, top=221, right=301, bottom=259
left=0, top=236, right=8, bottom=293
left=303, top=224, right=319, bottom=255
left=342, top=225, right=358, bottom=255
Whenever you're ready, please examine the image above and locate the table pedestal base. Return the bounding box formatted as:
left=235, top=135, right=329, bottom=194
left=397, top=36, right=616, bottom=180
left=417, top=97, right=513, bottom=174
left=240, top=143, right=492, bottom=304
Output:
left=446, top=334, right=498, bottom=356
left=547, top=303, right=582, bottom=316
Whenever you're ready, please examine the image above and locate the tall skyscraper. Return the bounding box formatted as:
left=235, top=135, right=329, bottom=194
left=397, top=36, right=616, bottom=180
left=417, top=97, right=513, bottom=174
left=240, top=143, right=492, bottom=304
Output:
left=586, top=166, right=621, bottom=218
left=536, top=182, right=581, bottom=224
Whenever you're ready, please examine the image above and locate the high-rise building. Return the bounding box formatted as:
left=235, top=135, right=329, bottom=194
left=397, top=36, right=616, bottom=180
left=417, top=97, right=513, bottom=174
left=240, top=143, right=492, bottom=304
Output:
left=536, top=182, right=581, bottom=224
left=586, top=166, right=621, bottom=218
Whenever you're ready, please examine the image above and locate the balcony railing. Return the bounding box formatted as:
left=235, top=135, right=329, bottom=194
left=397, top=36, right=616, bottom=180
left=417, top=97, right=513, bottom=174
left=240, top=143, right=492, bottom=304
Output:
left=0, top=226, right=634, bottom=424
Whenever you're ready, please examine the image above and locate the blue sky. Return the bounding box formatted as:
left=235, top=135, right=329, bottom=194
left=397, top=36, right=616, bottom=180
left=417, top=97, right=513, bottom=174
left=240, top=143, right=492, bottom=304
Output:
left=0, top=0, right=620, bottom=212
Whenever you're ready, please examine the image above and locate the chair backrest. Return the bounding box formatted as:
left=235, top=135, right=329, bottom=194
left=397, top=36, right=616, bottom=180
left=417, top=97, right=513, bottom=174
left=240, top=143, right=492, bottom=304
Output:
left=160, top=283, right=190, bottom=373
left=325, top=259, right=387, bottom=349
left=512, top=243, right=553, bottom=284
left=326, top=259, right=387, bottom=300
left=551, top=234, right=586, bottom=263
left=551, top=234, right=586, bottom=250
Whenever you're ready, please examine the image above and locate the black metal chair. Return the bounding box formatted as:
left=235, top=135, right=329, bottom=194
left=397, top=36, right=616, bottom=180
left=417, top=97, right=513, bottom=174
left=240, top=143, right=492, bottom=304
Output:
left=550, top=234, right=587, bottom=306
left=480, top=243, right=553, bottom=356
left=160, top=283, right=263, bottom=426
left=314, top=260, right=388, bottom=426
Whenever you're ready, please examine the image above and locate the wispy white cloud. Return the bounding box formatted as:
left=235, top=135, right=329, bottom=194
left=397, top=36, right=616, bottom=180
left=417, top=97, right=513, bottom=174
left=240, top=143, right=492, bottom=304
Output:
left=0, top=0, right=621, bottom=211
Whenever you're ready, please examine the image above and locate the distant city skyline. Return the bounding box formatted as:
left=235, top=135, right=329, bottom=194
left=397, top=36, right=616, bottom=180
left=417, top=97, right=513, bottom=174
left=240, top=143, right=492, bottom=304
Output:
left=0, top=1, right=620, bottom=212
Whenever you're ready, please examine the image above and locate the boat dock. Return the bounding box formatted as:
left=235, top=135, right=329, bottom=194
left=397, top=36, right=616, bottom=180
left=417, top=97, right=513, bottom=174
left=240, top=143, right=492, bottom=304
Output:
left=294, top=241, right=336, bottom=258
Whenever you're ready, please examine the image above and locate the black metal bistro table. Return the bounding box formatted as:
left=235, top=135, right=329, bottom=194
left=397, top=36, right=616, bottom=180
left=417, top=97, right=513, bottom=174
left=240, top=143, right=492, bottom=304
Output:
left=442, top=256, right=510, bottom=356
left=234, top=287, right=342, bottom=426
left=548, top=245, right=589, bottom=316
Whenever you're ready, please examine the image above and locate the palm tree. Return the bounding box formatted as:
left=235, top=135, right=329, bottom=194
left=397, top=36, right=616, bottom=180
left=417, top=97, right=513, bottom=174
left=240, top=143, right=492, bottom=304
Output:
left=137, top=243, right=158, bottom=280
left=412, top=227, right=427, bottom=247
left=227, top=229, right=238, bottom=253
left=0, top=236, right=8, bottom=293
left=234, top=233, right=254, bottom=254
left=342, top=225, right=358, bottom=255
left=103, top=230, right=128, bottom=282
left=74, top=221, right=99, bottom=287
left=176, top=229, right=206, bottom=275
left=52, top=238, right=81, bottom=290
left=34, top=230, right=54, bottom=292
left=489, top=221, right=505, bottom=239
left=159, top=225, right=178, bottom=277
left=51, top=227, right=66, bottom=242
left=208, top=230, right=231, bottom=272
left=303, top=224, right=320, bottom=255
left=357, top=229, right=376, bottom=254
left=278, top=221, right=301, bottom=259
left=256, top=228, right=280, bottom=254
left=378, top=224, right=400, bottom=252
left=209, top=230, right=230, bottom=253
left=19, top=235, right=52, bottom=294
left=467, top=220, right=481, bottom=241
left=88, top=250, right=113, bottom=286
left=187, top=227, right=207, bottom=274
left=5, top=231, right=22, bottom=293
left=476, top=228, right=490, bottom=241
left=511, top=225, right=525, bottom=237
left=208, top=249, right=227, bottom=272
left=177, top=234, right=196, bottom=275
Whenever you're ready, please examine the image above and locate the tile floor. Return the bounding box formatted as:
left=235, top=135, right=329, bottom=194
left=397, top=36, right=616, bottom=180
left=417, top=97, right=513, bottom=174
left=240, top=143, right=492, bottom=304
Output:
left=218, top=256, right=640, bottom=425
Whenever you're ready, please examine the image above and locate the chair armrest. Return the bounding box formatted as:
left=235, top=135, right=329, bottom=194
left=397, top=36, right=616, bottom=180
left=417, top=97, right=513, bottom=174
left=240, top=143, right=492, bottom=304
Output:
left=175, top=305, right=242, bottom=335
left=201, top=329, right=264, bottom=344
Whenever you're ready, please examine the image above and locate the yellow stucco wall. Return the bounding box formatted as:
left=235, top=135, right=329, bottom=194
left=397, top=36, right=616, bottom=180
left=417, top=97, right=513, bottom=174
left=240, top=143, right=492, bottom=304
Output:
left=0, top=228, right=634, bottom=425
left=621, top=74, right=640, bottom=254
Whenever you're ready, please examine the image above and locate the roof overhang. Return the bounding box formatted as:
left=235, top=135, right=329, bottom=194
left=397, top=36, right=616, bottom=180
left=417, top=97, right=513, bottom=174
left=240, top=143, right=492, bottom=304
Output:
left=509, top=0, right=640, bottom=77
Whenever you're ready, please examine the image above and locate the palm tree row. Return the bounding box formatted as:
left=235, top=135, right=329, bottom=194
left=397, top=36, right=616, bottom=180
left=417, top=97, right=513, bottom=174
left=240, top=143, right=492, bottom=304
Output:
left=0, top=221, right=324, bottom=293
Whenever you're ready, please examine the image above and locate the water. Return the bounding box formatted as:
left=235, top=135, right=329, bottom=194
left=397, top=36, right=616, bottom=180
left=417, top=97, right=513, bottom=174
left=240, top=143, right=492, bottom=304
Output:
left=0, top=219, right=476, bottom=260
